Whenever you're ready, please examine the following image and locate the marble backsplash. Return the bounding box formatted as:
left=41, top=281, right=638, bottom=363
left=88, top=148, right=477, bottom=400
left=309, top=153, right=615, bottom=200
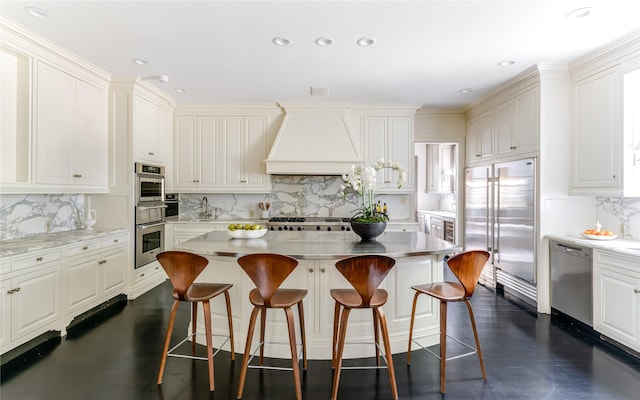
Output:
left=178, top=175, right=412, bottom=221
left=596, top=197, right=640, bottom=240
left=0, top=194, right=86, bottom=240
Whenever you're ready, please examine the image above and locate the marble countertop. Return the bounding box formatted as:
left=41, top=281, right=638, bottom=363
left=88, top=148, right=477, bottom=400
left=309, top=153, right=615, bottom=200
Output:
left=0, top=228, right=128, bottom=257
left=175, top=230, right=459, bottom=260
left=545, top=234, right=640, bottom=258
left=417, top=210, right=456, bottom=219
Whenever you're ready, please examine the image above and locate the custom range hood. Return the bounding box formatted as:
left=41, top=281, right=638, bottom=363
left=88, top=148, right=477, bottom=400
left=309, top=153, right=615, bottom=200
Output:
left=265, top=104, right=362, bottom=175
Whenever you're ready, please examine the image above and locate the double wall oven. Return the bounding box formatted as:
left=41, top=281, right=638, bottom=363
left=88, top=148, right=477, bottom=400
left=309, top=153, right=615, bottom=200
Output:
left=135, top=163, right=166, bottom=269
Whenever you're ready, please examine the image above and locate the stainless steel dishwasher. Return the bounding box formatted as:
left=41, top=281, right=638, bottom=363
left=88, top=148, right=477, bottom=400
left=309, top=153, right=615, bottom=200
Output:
left=549, top=240, right=593, bottom=326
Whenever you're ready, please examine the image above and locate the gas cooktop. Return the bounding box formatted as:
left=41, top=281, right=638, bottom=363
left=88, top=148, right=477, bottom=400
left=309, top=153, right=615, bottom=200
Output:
left=266, top=217, right=352, bottom=232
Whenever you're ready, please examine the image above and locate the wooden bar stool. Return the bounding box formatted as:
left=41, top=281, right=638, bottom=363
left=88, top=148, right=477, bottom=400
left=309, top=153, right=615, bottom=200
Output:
left=407, top=250, right=490, bottom=393
left=236, top=253, right=307, bottom=400
left=331, top=255, right=398, bottom=400
left=156, top=251, right=235, bottom=392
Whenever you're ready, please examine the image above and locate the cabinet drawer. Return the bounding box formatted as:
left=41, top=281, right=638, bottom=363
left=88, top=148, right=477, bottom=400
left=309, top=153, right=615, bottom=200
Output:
left=66, top=240, right=101, bottom=257
left=595, top=250, right=640, bottom=276
left=101, top=233, right=129, bottom=249
left=12, top=249, right=62, bottom=272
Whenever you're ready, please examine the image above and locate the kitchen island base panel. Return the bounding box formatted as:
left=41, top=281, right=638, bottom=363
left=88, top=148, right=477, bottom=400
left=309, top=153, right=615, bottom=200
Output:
left=191, top=256, right=443, bottom=360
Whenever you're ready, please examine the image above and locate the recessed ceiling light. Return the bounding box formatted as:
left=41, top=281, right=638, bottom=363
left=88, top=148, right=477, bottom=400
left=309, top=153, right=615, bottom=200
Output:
left=310, top=86, right=330, bottom=96
left=315, top=37, right=334, bottom=47
left=459, top=88, right=473, bottom=94
left=498, top=60, right=516, bottom=67
left=132, top=58, right=148, bottom=65
left=24, top=7, right=49, bottom=18
left=566, top=7, right=593, bottom=19
left=142, top=75, right=169, bottom=83
left=356, top=37, right=377, bottom=47
left=272, top=36, right=291, bottom=46
left=174, top=88, right=186, bottom=94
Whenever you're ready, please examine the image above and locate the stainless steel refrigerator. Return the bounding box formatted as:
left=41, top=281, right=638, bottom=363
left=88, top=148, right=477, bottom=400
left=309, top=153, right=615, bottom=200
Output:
left=464, top=158, right=537, bottom=304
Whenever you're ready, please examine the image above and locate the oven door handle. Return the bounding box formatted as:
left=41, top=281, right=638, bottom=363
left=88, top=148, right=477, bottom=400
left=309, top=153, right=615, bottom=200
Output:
left=137, top=221, right=166, bottom=230
left=137, top=205, right=168, bottom=211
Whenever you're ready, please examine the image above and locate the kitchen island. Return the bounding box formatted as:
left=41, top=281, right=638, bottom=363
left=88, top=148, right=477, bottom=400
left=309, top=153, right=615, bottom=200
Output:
left=174, top=230, right=459, bottom=359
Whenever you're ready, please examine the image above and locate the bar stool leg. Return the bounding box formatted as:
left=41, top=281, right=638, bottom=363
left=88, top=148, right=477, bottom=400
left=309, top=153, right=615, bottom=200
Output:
left=224, top=290, right=235, bottom=360
left=376, top=307, right=398, bottom=400
left=373, top=308, right=380, bottom=366
left=465, top=299, right=487, bottom=380
left=407, top=291, right=421, bottom=364
left=158, top=300, right=180, bottom=385
left=237, top=306, right=260, bottom=399
left=284, top=306, right=302, bottom=400
left=439, top=300, right=448, bottom=394
left=297, top=300, right=308, bottom=370
left=191, top=301, right=198, bottom=356
left=331, top=301, right=341, bottom=369
left=259, top=307, right=267, bottom=365
left=203, top=300, right=215, bottom=391
left=331, top=307, right=351, bottom=400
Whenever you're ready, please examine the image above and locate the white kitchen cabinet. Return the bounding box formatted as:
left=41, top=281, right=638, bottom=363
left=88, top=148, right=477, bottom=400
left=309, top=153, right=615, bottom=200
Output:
left=363, top=116, right=414, bottom=191
left=495, top=85, right=539, bottom=160
left=1, top=251, right=62, bottom=354
left=593, top=250, right=640, bottom=353
left=133, top=92, right=172, bottom=165
left=129, top=261, right=165, bottom=300
left=426, top=144, right=454, bottom=193
left=221, top=116, right=271, bottom=191
left=165, top=223, right=222, bottom=249
left=63, top=233, right=128, bottom=315
left=35, top=61, right=107, bottom=189
left=174, top=116, right=220, bottom=189
left=466, top=110, right=494, bottom=164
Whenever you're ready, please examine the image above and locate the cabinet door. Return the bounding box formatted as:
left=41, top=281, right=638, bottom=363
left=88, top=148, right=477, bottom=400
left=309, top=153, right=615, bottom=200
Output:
left=221, top=116, right=245, bottom=187
left=74, top=79, right=107, bottom=186
left=572, top=66, right=622, bottom=190
left=66, top=256, right=99, bottom=314
left=243, top=116, right=269, bottom=188
left=466, top=111, right=494, bottom=164
left=387, top=116, right=413, bottom=190
left=594, top=265, right=640, bottom=350
left=174, top=116, right=198, bottom=188
left=495, top=100, right=516, bottom=159
left=513, top=87, right=538, bottom=156
left=221, top=116, right=270, bottom=189
left=363, top=116, right=387, bottom=184
left=11, top=264, right=61, bottom=340
left=0, top=279, right=11, bottom=348
left=198, top=116, right=220, bottom=187
left=35, top=62, right=75, bottom=184
left=133, top=94, right=163, bottom=163
left=101, top=249, right=127, bottom=295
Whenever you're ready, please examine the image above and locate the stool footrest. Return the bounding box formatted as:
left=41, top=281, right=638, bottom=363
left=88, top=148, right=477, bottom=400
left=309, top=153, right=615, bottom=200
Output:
left=410, top=334, right=479, bottom=362
left=167, top=332, right=232, bottom=361
left=246, top=340, right=305, bottom=372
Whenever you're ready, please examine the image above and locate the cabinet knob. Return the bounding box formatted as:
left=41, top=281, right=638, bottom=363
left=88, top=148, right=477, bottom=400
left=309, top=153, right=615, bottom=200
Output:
left=82, top=246, right=88, bottom=250
left=634, top=289, right=640, bottom=294
left=308, top=268, right=314, bottom=273
left=320, top=268, right=326, bottom=273
left=113, top=239, right=119, bottom=243
left=612, top=174, right=617, bottom=179
left=36, top=256, right=43, bottom=262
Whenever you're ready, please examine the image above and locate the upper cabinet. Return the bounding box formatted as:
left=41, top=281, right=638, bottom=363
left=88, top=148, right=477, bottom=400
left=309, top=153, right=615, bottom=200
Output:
left=569, top=30, right=640, bottom=196
left=172, top=106, right=280, bottom=193
left=466, top=83, right=539, bottom=165
left=466, top=110, right=494, bottom=164
left=35, top=62, right=107, bottom=188
left=362, top=115, right=414, bottom=191
left=133, top=92, right=172, bottom=165
left=0, top=20, right=110, bottom=193
left=426, top=143, right=454, bottom=193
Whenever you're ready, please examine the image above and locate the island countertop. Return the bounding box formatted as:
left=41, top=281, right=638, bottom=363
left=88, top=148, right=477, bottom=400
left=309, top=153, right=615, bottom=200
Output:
left=174, top=230, right=459, bottom=260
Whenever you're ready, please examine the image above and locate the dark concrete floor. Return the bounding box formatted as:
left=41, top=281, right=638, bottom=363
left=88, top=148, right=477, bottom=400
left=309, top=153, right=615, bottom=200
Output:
left=2, top=278, right=639, bottom=400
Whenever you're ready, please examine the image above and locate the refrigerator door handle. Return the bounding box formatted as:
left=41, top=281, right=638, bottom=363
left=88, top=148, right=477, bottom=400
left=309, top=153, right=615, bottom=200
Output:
left=494, top=170, right=501, bottom=259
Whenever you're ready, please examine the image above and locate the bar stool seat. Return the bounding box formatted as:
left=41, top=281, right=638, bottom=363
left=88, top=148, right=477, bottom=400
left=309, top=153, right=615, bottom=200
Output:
left=407, top=250, right=490, bottom=393
left=236, top=253, right=307, bottom=400
left=156, top=251, right=235, bottom=392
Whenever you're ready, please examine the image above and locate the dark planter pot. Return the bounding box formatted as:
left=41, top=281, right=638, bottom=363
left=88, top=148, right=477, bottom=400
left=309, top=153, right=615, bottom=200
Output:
left=350, top=221, right=386, bottom=242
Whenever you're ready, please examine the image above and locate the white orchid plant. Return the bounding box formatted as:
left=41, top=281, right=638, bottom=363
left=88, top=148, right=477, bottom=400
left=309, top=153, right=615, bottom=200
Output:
left=341, top=159, right=406, bottom=222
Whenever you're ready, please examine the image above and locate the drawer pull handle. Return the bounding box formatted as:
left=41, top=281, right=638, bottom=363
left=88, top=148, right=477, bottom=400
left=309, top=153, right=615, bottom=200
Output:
left=141, top=273, right=145, bottom=277
left=635, top=289, right=640, bottom=294
left=82, top=246, right=88, bottom=250
left=148, top=152, right=155, bottom=156
left=98, top=260, right=107, bottom=265
left=7, top=287, right=21, bottom=294
left=36, top=256, right=43, bottom=262
left=114, top=239, right=119, bottom=243
left=73, top=174, right=82, bottom=178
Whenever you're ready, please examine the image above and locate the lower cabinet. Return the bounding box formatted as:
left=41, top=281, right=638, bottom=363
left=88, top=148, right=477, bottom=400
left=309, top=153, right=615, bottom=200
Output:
left=1, top=231, right=129, bottom=355
left=593, top=250, right=640, bottom=353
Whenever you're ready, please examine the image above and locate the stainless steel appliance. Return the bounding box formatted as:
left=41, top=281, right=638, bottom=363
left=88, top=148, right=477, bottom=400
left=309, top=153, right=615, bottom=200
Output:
left=135, top=163, right=165, bottom=204
left=267, top=217, right=352, bottom=232
left=134, top=163, right=166, bottom=268
left=549, top=240, right=593, bottom=326
left=464, top=158, right=537, bottom=304
left=165, top=193, right=179, bottom=218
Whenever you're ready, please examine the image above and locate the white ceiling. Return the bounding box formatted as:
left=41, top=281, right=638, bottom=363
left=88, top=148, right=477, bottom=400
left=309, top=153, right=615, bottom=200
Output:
left=2, top=1, right=639, bottom=108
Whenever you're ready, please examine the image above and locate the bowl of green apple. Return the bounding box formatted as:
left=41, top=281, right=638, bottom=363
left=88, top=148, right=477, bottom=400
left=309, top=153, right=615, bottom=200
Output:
left=227, top=223, right=268, bottom=239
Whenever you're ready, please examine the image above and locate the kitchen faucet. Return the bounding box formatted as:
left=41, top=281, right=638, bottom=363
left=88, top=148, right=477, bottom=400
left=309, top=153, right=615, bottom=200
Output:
left=201, top=196, right=211, bottom=219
